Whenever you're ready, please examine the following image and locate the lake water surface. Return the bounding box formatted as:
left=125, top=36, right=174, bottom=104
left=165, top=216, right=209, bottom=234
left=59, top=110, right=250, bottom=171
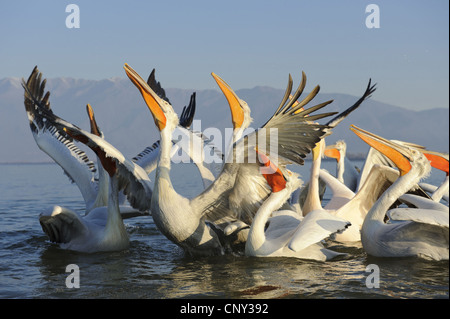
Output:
left=0, top=161, right=448, bottom=300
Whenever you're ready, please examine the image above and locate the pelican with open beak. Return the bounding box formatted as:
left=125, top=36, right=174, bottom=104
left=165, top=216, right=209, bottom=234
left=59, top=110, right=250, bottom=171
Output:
left=351, top=125, right=448, bottom=261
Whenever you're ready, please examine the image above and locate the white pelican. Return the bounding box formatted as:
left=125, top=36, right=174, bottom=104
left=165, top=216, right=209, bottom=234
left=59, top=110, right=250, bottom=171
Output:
left=24, top=67, right=225, bottom=251
left=38, top=128, right=130, bottom=253
left=320, top=163, right=401, bottom=242
left=245, top=152, right=350, bottom=261
left=299, top=135, right=398, bottom=242
left=351, top=125, right=449, bottom=261
left=210, top=72, right=252, bottom=144
left=36, top=105, right=153, bottom=252
left=356, top=139, right=434, bottom=191
left=210, top=71, right=281, bottom=227
left=324, top=140, right=360, bottom=191
left=23, top=69, right=149, bottom=219
left=211, top=73, right=373, bottom=227
left=22, top=66, right=200, bottom=215
left=356, top=137, right=447, bottom=204
left=418, top=152, right=449, bottom=203
left=317, top=148, right=447, bottom=243
left=134, top=68, right=223, bottom=189
left=23, top=67, right=108, bottom=214
left=301, top=137, right=444, bottom=242
left=123, top=63, right=339, bottom=256
left=23, top=66, right=221, bottom=216
left=301, top=79, right=377, bottom=216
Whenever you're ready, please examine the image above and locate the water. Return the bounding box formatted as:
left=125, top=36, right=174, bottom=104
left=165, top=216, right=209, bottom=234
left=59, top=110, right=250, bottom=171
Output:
left=0, top=161, right=448, bottom=299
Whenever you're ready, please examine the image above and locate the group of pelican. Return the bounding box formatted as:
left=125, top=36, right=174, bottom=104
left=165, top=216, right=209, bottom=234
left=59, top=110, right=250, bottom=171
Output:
left=22, top=64, right=449, bottom=261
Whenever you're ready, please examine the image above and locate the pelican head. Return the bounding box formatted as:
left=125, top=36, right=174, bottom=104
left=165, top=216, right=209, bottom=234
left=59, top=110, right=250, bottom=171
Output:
left=324, top=140, right=346, bottom=163
left=350, top=125, right=431, bottom=178
left=422, top=151, right=449, bottom=176
left=124, top=63, right=179, bottom=132
left=211, top=72, right=252, bottom=131
left=256, top=150, right=302, bottom=194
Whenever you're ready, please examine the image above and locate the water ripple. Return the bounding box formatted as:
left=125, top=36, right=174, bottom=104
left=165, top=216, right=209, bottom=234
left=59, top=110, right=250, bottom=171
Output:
left=0, top=163, right=448, bottom=299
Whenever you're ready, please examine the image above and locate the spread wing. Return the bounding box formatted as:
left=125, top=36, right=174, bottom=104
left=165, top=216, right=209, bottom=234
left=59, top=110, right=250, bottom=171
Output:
left=30, top=97, right=154, bottom=212
left=192, top=72, right=339, bottom=223
left=22, top=66, right=99, bottom=208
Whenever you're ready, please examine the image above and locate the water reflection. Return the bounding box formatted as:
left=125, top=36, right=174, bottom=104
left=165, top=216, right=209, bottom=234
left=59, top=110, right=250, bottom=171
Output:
left=0, top=163, right=448, bottom=299
left=31, top=221, right=448, bottom=299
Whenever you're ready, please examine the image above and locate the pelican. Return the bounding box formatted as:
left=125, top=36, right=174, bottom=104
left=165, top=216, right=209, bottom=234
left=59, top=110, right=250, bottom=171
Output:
left=23, top=67, right=228, bottom=252
left=23, top=69, right=149, bottom=218
left=324, top=140, right=360, bottom=191
left=211, top=77, right=326, bottom=223
left=210, top=72, right=252, bottom=144
left=245, top=151, right=350, bottom=261
left=356, top=136, right=447, bottom=203
left=322, top=148, right=447, bottom=243
left=356, top=139, right=437, bottom=192
left=23, top=66, right=107, bottom=214
left=122, top=63, right=339, bottom=256
left=23, top=66, right=222, bottom=216
left=38, top=113, right=131, bottom=253
left=133, top=69, right=223, bottom=189
left=301, top=79, right=377, bottom=216
left=351, top=125, right=449, bottom=261
left=299, top=135, right=397, bottom=242
left=22, top=66, right=200, bottom=215
left=418, top=152, right=449, bottom=203
left=320, top=163, right=401, bottom=242
left=211, top=73, right=374, bottom=228
left=302, top=135, right=445, bottom=242
left=210, top=71, right=282, bottom=227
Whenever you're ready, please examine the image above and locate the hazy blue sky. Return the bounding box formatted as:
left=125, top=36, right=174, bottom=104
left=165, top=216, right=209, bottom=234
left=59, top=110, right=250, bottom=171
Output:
left=1, top=0, right=448, bottom=111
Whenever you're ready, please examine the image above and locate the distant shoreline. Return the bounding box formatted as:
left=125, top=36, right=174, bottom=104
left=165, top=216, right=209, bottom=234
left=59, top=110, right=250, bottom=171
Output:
left=0, top=154, right=370, bottom=165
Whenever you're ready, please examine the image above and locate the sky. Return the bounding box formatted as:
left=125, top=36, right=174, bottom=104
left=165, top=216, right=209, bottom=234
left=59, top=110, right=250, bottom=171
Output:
left=1, top=0, right=448, bottom=111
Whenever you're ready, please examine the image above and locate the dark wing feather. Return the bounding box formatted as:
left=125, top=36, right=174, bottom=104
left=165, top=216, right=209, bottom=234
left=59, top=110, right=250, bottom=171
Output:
left=324, top=79, right=377, bottom=132
left=147, top=68, right=170, bottom=104
left=250, top=72, right=337, bottom=166
left=179, top=92, right=196, bottom=129
left=131, top=91, right=197, bottom=173
left=22, top=67, right=98, bottom=183
left=147, top=68, right=197, bottom=129
left=193, top=71, right=336, bottom=223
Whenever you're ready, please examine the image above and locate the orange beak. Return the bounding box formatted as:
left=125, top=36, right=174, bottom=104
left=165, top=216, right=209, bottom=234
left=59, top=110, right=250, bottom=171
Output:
left=324, top=146, right=341, bottom=163
left=124, top=63, right=167, bottom=131
left=350, top=125, right=412, bottom=176
left=423, top=152, right=449, bottom=175
left=211, top=72, right=245, bottom=129
left=86, top=104, right=101, bottom=137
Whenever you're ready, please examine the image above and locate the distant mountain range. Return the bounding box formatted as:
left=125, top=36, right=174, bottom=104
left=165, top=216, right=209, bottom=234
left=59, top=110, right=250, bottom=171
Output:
left=1, top=76, right=448, bottom=163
